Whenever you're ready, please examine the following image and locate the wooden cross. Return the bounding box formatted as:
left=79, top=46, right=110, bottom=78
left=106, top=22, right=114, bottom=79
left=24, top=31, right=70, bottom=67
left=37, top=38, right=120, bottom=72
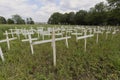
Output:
left=9, top=29, right=14, bottom=38
left=0, top=47, right=4, bottom=62
left=77, top=30, right=94, bottom=52
left=94, top=31, right=103, bottom=43
left=71, top=29, right=82, bottom=42
left=25, top=28, right=71, bottom=66
left=1, top=31, right=17, bottom=50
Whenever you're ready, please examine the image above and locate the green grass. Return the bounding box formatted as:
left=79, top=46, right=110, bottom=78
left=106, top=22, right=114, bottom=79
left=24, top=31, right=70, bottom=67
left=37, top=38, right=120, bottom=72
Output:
left=0, top=24, right=120, bottom=80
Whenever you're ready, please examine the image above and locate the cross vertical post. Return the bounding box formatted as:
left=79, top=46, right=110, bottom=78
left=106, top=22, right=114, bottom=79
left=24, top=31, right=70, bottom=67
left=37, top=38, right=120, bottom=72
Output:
left=52, top=28, right=56, bottom=67
left=28, top=33, right=34, bottom=54
left=5, top=31, right=10, bottom=50
left=0, top=47, right=4, bottom=62
left=84, top=30, right=87, bottom=52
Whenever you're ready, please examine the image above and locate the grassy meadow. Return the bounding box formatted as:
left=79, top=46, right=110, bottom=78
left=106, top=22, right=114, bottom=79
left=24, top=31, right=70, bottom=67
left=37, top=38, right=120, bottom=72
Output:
left=0, top=24, right=120, bottom=80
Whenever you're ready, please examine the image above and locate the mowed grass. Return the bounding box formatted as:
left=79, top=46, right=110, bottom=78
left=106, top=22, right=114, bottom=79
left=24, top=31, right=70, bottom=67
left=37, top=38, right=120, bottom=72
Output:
left=0, top=24, right=120, bottom=80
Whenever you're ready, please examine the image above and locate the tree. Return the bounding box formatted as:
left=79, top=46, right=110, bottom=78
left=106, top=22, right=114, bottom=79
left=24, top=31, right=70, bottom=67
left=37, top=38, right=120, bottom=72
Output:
left=7, top=18, right=14, bottom=24
left=85, top=2, right=108, bottom=25
left=48, top=1, right=119, bottom=25
left=0, top=16, right=7, bottom=24
left=12, top=14, right=25, bottom=24
left=60, top=13, right=67, bottom=24
left=67, top=12, right=75, bottom=25
left=29, top=17, right=34, bottom=24
left=75, top=10, right=87, bottom=25
left=26, top=17, right=34, bottom=24
left=48, top=12, right=63, bottom=24
left=107, top=0, right=120, bottom=9
left=107, top=0, right=120, bottom=25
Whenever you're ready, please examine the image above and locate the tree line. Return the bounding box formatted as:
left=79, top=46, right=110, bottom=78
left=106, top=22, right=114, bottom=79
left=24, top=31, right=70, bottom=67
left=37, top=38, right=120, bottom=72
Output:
left=48, top=0, right=120, bottom=25
left=0, top=14, right=34, bottom=24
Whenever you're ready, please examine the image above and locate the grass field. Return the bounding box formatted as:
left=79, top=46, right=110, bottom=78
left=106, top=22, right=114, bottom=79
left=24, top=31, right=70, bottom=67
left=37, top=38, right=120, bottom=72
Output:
left=0, top=24, right=120, bottom=80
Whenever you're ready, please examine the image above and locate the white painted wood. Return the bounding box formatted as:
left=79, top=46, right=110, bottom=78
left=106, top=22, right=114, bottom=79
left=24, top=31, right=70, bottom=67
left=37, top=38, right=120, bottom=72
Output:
left=94, top=31, right=103, bottom=43
left=112, top=31, right=116, bottom=39
left=22, top=38, right=38, bottom=42
left=0, top=47, right=4, bottom=62
left=32, top=36, right=71, bottom=45
left=71, top=33, right=82, bottom=35
left=96, top=33, right=99, bottom=43
left=89, top=29, right=93, bottom=35
left=65, top=33, right=69, bottom=48
left=77, top=30, right=94, bottom=52
left=0, top=38, right=17, bottom=43
left=77, top=34, right=93, bottom=40
left=21, top=32, right=35, bottom=54
left=112, top=31, right=116, bottom=34
left=2, top=31, right=17, bottom=50
left=37, top=29, right=43, bottom=38
left=5, top=31, right=10, bottom=50
left=25, top=27, right=71, bottom=66
left=71, top=29, right=82, bottom=42
left=9, top=29, right=14, bottom=38
left=28, top=33, right=34, bottom=54
left=13, top=28, right=23, bottom=39
left=52, top=28, right=56, bottom=67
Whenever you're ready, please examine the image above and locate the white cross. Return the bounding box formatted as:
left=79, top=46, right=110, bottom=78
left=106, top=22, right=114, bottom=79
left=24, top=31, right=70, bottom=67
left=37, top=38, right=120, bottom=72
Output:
left=71, top=29, right=82, bottom=42
left=1, top=31, right=17, bottom=50
left=26, top=28, right=71, bottom=66
left=9, top=29, right=14, bottom=38
left=77, top=30, right=94, bottom=52
left=0, top=47, right=4, bottom=62
left=94, top=31, right=103, bottom=43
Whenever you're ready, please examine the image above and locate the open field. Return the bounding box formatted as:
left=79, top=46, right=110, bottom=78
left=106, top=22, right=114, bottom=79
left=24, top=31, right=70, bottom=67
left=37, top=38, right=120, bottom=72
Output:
left=0, top=24, right=120, bottom=80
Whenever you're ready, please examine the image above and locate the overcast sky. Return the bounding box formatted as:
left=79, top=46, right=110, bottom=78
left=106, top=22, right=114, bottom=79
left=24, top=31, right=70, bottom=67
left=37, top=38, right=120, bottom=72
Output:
left=0, top=0, right=106, bottom=22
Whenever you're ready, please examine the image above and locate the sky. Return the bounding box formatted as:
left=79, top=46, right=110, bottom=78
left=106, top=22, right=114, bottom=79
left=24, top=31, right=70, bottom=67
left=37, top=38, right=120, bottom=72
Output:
left=0, top=0, right=106, bottom=22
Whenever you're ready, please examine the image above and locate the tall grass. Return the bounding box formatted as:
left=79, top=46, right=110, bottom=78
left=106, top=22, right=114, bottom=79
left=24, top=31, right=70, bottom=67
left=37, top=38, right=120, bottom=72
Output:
left=0, top=24, right=120, bottom=80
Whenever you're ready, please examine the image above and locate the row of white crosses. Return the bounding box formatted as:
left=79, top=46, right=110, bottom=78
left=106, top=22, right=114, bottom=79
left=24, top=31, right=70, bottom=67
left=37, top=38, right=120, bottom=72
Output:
left=0, top=31, right=17, bottom=62
left=22, top=28, right=71, bottom=66
left=0, top=28, right=36, bottom=62
left=0, top=26, right=119, bottom=63
left=7, top=26, right=120, bottom=41
left=104, top=27, right=120, bottom=40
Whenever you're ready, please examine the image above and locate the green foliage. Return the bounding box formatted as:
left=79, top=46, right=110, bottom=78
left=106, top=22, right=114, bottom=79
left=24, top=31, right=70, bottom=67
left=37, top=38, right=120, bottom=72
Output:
left=107, top=0, right=120, bottom=9
left=75, top=10, right=87, bottom=25
left=26, top=17, right=34, bottom=24
left=0, top=16, right=7, bottom=24
left=106, top=0, right=120, bottom=25
left=0, top=15, right=35, bottom=25
left=12, top=14, right=25, bottom=24
left=48, top=1, right=120, bottom=26
left=48, top=12, right=63, bottom=24
left=7, top=18, right=14, bottom=24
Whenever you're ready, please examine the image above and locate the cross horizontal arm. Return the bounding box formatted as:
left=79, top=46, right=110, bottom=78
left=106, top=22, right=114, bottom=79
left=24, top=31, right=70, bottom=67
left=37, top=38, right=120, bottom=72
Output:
left=77, top=35, right=94, bottom=40
left=0, top=37, right=17, bottom=43
left=71, top=33, right=82, bottom=35
left=22, top=38, right=38, bottom=42
left=32, top=36, right=71, bottom=45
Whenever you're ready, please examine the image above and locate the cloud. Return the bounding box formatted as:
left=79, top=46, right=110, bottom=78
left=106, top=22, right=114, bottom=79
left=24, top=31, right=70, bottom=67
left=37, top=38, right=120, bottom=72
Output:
left=60, top=0, right=106, bottom=10
left=0, top=0, right=38, bottom=19
left=0, top=0, right=106, bottom=22
left=35, top=3, right=61, bottom=22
